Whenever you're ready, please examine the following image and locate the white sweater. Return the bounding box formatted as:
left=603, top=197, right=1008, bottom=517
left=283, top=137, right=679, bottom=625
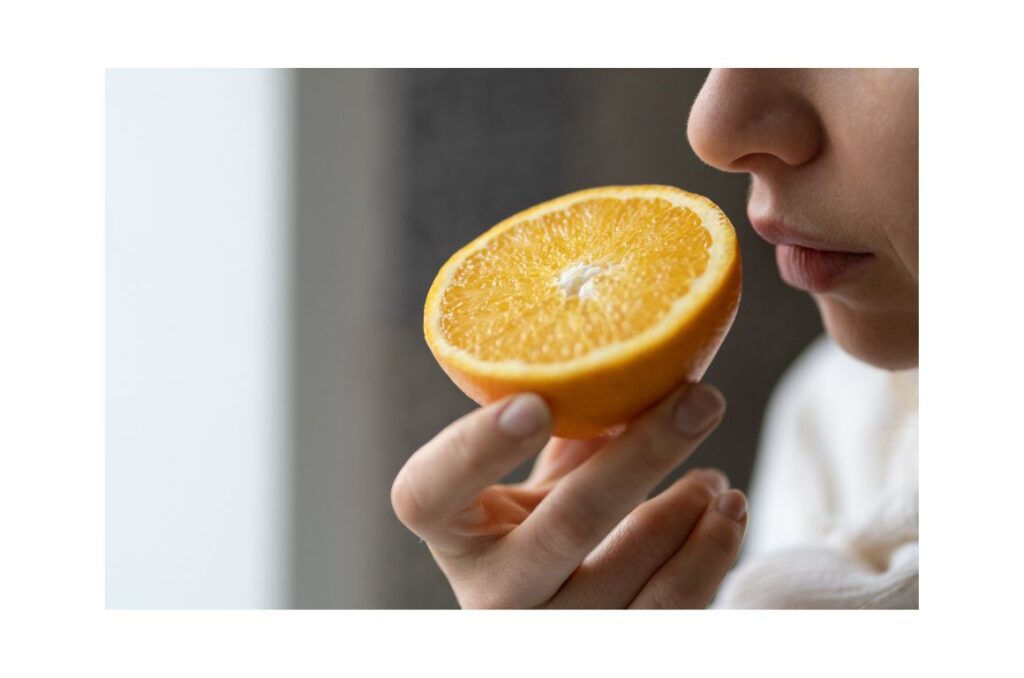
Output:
left=714, top=336, right=919, bottom=609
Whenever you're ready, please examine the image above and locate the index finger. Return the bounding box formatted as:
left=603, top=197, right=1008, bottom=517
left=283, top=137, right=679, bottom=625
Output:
left=390, top=393, right=552, bottom=545
left=503, top=382, right=725, bottom=590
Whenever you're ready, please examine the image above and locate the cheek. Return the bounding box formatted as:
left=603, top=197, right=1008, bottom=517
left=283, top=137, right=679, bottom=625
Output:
left=825, top=76, right=918, bottom=277
left=869, top=106, right=918, bottom=280
left=889, top=210, right=918, bottom=281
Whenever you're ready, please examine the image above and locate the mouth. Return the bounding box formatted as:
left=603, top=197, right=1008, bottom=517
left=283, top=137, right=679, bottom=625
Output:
left=749, top=215, right=873, bottom=293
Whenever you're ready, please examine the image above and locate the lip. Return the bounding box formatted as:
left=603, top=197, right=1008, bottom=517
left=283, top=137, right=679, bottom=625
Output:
left=749, top=215, right=873, bottom=292
left=774, top=245, right=871, bottom=292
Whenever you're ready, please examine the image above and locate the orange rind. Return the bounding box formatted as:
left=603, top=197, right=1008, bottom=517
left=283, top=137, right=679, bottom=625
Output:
left=424, top=185, right=741, bottom=438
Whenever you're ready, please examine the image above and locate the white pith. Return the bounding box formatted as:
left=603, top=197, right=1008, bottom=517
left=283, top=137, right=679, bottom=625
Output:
left=555, top=261, right=607, bottom=301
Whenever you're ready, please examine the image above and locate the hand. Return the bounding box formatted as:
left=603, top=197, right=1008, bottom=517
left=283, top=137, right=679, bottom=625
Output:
left=390, top=383, right=748, bottom=608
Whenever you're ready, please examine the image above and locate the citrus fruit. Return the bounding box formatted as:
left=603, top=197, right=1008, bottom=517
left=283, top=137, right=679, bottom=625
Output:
left=424, top=185, right=741, bottom=439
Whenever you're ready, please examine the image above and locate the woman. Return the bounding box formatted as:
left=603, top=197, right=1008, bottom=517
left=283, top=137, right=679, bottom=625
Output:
left=390, top=69, right=919, bottom=608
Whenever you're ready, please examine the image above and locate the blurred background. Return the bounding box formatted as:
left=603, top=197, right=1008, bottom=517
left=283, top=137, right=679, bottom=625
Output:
left=106, top=69, right=821, bottom=609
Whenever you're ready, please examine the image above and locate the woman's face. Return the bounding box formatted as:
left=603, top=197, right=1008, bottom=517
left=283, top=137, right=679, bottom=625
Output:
left=688, top=69, right=918, bottom=370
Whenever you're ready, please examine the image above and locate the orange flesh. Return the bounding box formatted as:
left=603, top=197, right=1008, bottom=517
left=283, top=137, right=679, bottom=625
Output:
left=438, top=197, right=712, bottom=364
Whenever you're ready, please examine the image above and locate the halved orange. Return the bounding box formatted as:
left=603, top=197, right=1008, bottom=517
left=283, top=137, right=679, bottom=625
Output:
left=424, top=185, right=741, bottom=439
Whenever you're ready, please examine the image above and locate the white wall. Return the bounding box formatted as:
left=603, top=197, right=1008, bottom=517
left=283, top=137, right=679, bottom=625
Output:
left=105, top=70, right=291, bottom=608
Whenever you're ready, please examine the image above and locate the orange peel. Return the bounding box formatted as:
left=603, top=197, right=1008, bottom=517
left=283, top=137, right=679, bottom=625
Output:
left=424, top=185, right=741, bottom=438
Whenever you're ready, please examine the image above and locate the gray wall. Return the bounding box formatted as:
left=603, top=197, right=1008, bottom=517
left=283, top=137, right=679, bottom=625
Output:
left=287, top=70, right=398, bottom=608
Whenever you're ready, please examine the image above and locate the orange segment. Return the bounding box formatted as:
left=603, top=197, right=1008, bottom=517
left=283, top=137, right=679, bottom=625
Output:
left=425, top=185, right=742, bottom=439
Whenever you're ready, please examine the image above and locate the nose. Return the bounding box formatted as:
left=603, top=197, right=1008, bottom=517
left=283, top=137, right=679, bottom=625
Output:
left=687, top=69, right=824, bottom=173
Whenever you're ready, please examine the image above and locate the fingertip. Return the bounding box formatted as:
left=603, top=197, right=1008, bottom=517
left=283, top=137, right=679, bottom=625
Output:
left=673, top=383, right=726, bottom=436
left=715, top=489, right=747, bottom=523
left=496, top=393, right=551, bottom=439
left=690, top=467, right=730, bottom=494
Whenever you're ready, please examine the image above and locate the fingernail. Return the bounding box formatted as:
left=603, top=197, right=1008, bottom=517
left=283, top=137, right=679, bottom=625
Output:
left=716, top=490, right=747, bottom=522
left=497, top=394, right=549, bottom=439
left=674, top=384, right=724, bottom=435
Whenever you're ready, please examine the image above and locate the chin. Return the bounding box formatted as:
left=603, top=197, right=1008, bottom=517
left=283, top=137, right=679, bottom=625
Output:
left=816, top=296, right=918, bottom=371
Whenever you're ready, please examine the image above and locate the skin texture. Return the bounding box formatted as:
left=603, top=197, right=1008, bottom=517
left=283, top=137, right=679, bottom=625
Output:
left=688, top=69, right=919, bottom=369
left=392, top=69, right=918, bottom=608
